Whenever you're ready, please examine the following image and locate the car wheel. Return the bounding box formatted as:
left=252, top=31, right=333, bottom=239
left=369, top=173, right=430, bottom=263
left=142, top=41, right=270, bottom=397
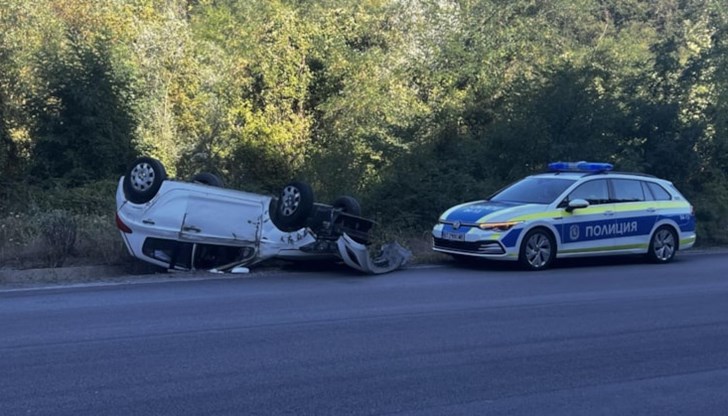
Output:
left=647, top=226, right=677, bottom=263
left=123, top=156, right=167, bottom=204
left=270, top=181, right=315, bottom=232
left=331, top=196, right=362, bottom=216
left=518, top=228, right=556, bottom=271
left=190, top=172, right=225, bottom=188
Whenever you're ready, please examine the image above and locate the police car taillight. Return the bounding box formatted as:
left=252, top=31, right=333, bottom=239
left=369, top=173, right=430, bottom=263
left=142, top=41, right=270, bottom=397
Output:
left=548, top=161, right=613, bottom=172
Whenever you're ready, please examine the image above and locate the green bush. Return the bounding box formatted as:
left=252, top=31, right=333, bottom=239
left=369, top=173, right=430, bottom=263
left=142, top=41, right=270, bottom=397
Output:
left=0, top=179, right=118, bottom=217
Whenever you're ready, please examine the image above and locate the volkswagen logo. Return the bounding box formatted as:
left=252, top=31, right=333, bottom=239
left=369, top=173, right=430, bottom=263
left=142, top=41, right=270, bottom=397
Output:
left=452, top=221, right=461, bottom=230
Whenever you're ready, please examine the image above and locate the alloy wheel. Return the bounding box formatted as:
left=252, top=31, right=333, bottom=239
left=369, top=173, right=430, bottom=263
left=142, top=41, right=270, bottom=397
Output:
left=652, top=229, right=676, bottom=261
left=525, top=233, right=552, bottom=269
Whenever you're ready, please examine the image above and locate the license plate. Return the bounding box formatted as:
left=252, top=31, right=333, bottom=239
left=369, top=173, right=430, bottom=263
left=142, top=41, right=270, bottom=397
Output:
left=442, top=232, right=465, bottom=241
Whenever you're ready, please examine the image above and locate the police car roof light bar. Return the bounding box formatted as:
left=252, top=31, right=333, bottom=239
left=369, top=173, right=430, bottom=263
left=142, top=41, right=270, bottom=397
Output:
left=548, top=161, right=613, bottom=172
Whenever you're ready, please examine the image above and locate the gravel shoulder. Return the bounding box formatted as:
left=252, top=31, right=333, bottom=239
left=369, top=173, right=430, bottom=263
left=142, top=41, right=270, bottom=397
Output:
left=1, top=247, right=726, bottom=291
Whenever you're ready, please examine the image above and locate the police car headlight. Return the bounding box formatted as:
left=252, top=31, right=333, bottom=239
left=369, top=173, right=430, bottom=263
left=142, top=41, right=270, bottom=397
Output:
left=478, top=221, right=522, bottom=231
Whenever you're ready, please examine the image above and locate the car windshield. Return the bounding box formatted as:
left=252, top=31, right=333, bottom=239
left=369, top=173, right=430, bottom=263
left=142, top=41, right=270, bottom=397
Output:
left=490, top=177, right=576, bottom=204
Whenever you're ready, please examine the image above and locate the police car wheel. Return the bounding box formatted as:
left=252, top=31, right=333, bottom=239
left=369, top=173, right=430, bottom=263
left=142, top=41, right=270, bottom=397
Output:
left=647, top=226, right=677, bottom=263
left=518, top=229, right=555, bottom=271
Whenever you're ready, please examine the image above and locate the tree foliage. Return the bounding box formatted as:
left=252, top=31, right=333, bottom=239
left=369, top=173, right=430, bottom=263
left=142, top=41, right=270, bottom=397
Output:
left=30, top=34, right=137, bottom=183
left=0, top=0, right=726, bottom=243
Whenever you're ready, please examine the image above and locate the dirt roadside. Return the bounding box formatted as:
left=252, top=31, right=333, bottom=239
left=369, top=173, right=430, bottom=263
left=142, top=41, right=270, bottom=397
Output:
left=0, top=263, right=237, bottom=290
left=1, top=247, right=725, bottom=291
left=0, top=259, right=374, bottom=290
left=1, top=265, right=145, bottom=289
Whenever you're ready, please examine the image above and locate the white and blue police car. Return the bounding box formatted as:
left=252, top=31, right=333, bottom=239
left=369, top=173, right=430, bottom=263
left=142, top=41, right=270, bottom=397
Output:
left=432, top=162, right=696, bottom=270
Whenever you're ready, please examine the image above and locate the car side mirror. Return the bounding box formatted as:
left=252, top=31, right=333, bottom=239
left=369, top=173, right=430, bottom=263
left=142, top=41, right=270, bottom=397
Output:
left=566, top=198, right=589, bottom=213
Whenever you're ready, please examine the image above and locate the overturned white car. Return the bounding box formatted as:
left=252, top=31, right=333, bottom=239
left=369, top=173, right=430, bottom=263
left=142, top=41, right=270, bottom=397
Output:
left=115, top=157, right=410, bottom=274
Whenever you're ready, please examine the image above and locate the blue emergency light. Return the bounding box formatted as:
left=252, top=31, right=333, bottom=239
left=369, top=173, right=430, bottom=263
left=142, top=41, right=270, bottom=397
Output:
left=548, top=161, right=613, bottom=172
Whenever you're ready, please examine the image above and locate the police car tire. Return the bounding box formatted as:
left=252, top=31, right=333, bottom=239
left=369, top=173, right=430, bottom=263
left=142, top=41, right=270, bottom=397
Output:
left=123, top=156, right=167, bottom=204
left=518, top=228, right=556, bottom=271
left=647, top=226, right=678, bottom=264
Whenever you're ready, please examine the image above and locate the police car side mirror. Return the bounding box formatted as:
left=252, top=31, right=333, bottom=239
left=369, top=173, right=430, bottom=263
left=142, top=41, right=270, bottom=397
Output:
left=566, top=198, right=589, bottom=213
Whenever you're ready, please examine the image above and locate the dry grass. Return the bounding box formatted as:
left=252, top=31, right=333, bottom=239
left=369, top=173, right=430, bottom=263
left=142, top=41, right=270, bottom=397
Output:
left=0, top=211, right=129, bottom=270
left=368, top=225, right=450, bottom=265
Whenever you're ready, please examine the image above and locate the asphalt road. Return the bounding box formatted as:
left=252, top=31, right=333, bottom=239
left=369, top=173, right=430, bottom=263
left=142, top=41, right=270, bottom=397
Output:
left=1, top=253, right=727, bottom=416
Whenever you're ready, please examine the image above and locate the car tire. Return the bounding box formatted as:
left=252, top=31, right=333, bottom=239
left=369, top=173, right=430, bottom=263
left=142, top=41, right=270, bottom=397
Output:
left=518, top=228, right=556, bottom=271
left=123, top=156, right=167, bottom=204
left=190, top=172, right=225, bottom=188
left=270, top=181, right=315, bottom=232
left=331, top=196, right=362, bottom=216
left=646, top=225, right=677, bottom=263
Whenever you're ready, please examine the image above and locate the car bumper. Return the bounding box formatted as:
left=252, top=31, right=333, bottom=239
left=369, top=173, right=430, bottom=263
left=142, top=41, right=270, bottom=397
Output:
left=337, top=234, right=412, bottom=274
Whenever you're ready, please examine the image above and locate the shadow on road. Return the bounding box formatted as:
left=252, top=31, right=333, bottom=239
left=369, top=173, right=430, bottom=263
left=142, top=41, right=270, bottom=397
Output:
left=260, top=259, right=371, bottom=276
left=445, top=253, right=692, bottom=272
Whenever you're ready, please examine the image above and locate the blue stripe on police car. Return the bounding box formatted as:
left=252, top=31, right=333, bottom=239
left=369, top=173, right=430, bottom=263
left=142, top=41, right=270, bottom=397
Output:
left=561, top=217, right=655, bottom=243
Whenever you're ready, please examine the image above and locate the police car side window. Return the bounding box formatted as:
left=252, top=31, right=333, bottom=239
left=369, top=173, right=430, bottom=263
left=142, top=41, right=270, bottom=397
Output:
left=641, top=181, right=655, bottom=201
left=568, top=179, right=609, bottom=205
left=612, top=179, right=645, bottom=202
left=646, top=182, right=672, bottom=201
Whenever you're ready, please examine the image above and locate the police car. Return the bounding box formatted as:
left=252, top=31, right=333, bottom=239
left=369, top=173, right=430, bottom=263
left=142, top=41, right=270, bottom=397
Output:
left=432, top=162, right=696, bottom=270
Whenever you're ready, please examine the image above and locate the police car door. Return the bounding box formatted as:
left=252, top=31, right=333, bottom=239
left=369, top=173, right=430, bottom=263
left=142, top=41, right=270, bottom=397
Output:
left=608, top=179, right=657, bottom=251
left=558, top=179, right=616, bottom=254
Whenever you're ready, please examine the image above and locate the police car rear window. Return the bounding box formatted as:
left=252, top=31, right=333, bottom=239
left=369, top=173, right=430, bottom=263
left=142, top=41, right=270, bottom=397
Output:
left=491, top=177, right=576, bottom=204
left=641, top=181, right=655, bottom=201
left=612, top=179, right=645, bottom=202
left=646, top=182, right=672, bottom=201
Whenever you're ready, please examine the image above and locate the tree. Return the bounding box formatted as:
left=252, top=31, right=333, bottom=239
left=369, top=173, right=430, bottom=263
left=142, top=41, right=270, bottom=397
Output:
left=30, top=33, right=137, bottom=183
left=0, top=48, right=19, bottom=179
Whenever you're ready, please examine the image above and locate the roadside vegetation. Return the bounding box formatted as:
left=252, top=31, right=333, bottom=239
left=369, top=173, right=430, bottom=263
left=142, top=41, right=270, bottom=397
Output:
left=1, top=0, right=727, bottom=269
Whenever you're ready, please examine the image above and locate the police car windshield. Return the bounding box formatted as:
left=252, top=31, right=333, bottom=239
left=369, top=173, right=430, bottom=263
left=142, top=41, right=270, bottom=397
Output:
left=490, top=177, right=576, bottom=204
